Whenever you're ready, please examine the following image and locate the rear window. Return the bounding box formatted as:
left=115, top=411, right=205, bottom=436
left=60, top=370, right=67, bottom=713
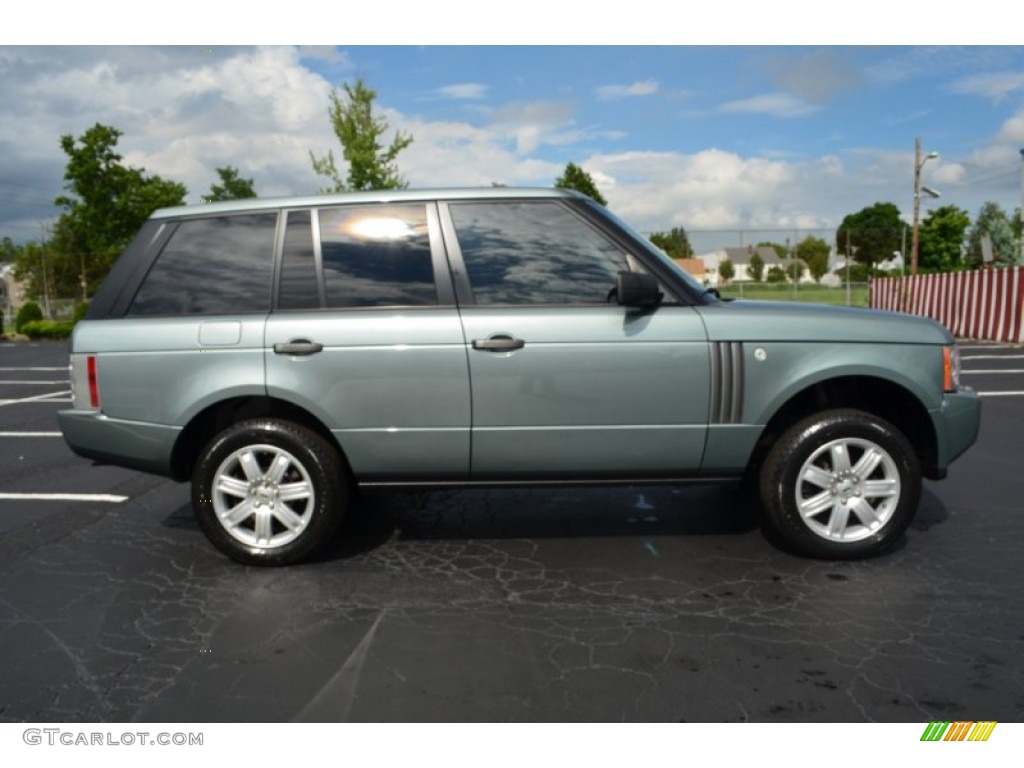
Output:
left=128, top=213, right=277, bottom=316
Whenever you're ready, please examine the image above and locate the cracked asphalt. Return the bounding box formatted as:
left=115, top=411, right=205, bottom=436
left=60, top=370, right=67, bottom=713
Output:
left=1, top=340, right=1021, bottom=722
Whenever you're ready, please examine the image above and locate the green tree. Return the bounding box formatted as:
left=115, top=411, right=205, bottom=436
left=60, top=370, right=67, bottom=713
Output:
left=796, top=236, right=830, bottom=282
left=785, top=258, right=806, bottom=283
left=207, top=166, right=256, bottom=202
left=748, top=252, right=765, bottom=282
left=15, top=301, right=43, bottom=332
left=310, top=78, right=413, bottom=193
left=966, top=201, right=1016, bottom=266
left=554, top=162, right=607, bottom=205
left=0, top=236, right=16, bottom=262
left=648, top=227, right=692, bottom=259
left=718, top=259, right=734, bottom=285
left=51, top=123, right=186, bottom=296
left=918, top=205, right=970, bottom=272
left=12, top=239, right=59, bottom=308
left=765, top=265, right=787, bottom=283
left=835, top=202, right=903, bottom=275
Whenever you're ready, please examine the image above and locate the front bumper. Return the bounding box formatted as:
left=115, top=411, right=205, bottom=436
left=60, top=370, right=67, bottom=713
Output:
left=930, top=389, right=982, bottom=476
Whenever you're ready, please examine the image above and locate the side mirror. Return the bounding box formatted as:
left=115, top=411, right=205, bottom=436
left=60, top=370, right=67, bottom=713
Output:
left=613, top=271, right=662, bottom=308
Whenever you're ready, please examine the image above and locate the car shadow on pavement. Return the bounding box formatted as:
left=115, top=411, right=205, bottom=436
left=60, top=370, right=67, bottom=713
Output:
left=323, top=482, right=764, bottom=559
left=159, top=482, right=951, bottom=565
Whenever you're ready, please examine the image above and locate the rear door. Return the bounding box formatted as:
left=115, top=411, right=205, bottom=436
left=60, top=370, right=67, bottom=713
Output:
left=264, top=203, right=471, bottom=480
left=440, top=199, right=710, bottom=479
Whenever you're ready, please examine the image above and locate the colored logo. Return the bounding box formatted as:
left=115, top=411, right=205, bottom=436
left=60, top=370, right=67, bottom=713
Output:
left=921, top=721, right=997, bottom=742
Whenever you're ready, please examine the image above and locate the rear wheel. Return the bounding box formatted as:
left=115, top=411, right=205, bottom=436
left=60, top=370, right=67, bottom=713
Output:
left=192, top=419, right=346, bottom=565
left=759, top=409, right=920, bottom=559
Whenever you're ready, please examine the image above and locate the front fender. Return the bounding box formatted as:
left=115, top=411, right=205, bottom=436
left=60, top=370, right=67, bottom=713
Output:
left=743, top=342, right=943, bottom=426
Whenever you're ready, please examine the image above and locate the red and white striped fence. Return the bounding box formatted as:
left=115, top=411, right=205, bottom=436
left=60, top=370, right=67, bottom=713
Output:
left=870, top=267, right=1024, bottom=343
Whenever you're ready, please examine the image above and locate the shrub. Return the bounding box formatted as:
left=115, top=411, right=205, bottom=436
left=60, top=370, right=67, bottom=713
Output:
left=765, top=265, right=788, bottom=283
left=15, top=301, right=43, bottom=332
left=834, top=263, right=870, bottom=283
left=72, top=301, right=90, bottom=323
left=19, top=319, right=74, bottom=339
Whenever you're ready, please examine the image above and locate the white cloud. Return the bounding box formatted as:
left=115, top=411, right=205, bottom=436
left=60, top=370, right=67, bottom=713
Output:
left=1, top=45, right=1020, bottom=254
left=596, top=80, right=658, bottom=100
left=436, top=83, right=489, bottom=99
left=0, top=46, right=336, bottom=211
left=719, top=92, right=818, bottom=118
left=950, top=70, right=1024, bottom=101
left=770, top=49, right=861, bottom=103
left=487, top=100, right=577, bottom=154
left=296, top=46, right=348, bottom=64
left=995, top=109, right=1024, bottom=143
left=398, top=115, right=560, bottom=187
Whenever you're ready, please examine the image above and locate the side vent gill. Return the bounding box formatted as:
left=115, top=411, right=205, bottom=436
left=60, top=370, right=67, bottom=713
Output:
left=709, top=342, right=744, bottom=424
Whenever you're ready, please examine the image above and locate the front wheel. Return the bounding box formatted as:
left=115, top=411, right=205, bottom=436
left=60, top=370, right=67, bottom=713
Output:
left=759, top=409, right=921, bottom=559
left=192, top=419, right=347, bottom=566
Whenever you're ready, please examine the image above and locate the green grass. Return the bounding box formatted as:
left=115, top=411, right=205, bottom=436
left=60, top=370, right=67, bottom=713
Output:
left=717, top=283, right=870, bottom=307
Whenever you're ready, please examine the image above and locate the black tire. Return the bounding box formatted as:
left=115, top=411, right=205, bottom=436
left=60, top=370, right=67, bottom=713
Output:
left=758, top=409, right=920, bottom=559
left=192, top=418, right=347, bottom=566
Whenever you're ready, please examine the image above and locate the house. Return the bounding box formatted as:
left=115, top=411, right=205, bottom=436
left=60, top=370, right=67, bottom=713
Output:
left=672, top=257, right=706, bottom=283
left=697, top=245, right=787, bottom=284
left=0, top=263, right=25, bottom=322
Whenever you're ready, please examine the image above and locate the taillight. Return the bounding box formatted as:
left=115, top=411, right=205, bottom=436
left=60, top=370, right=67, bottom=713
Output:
left=87, top=355, right=100, bottom=408
left=70, top=353, right=100, bottom=410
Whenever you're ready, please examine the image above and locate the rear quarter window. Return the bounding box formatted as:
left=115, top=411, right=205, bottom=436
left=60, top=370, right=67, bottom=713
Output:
left=128, top=212, right=278, bottom=316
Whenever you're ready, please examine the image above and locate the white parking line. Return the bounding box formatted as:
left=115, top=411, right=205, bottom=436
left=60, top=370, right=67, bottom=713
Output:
left=978, top=392, right=1024, bottom=397
left=0, top=380, right=69, bottom=385
left=0, top=493, right=128, bottom=503
left=0, top=390, right=71, bottom=406
left=0, top=367, right=67, bottom=371
left=0, top=431, right=62, bottom=437
left=961, top=369, right=1024, bottom=374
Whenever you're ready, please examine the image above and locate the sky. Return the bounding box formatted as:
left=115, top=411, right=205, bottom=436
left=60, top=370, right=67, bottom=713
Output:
left=2, top=39, right=1023, bottom=256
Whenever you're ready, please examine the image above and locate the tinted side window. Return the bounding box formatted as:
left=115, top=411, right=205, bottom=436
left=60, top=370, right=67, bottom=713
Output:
left=449, top=202, right=630, bottom=305
left=129, top=213, right=277, bottom=315
left=318, top=204, right=437, bottom=308
left=277, top=210, right=320, bottom=310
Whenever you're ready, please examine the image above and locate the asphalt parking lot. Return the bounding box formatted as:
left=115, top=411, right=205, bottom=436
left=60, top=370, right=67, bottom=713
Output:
left=0, top=339, right=1022, bottom=723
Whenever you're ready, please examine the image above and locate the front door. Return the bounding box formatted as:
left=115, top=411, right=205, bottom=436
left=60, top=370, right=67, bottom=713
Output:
left=441, top=200, right=710, bottom=479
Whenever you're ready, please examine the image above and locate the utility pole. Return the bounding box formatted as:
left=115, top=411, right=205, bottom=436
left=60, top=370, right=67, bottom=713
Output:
left=911, top=136, right=939, bottom=276
left=845, top=230, right=852, bottom=307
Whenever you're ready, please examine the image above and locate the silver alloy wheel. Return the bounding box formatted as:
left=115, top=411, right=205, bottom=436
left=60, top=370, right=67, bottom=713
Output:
left=795, top=436, right=901, bottom=543
left=211, top=443, right=315, bottom=549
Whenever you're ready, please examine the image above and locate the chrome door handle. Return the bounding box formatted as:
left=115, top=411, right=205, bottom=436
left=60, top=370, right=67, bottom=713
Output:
left=472, top=336, right=525, bottom=352
left=273, top=340, right=324, bottom=356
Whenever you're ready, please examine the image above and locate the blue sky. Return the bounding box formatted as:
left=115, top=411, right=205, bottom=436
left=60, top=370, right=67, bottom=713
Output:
left=1, top=41, right=1023, bottom=255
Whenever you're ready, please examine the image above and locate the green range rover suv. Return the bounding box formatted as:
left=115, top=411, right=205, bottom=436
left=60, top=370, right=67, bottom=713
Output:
left=59, top=188, right=981, bottom=565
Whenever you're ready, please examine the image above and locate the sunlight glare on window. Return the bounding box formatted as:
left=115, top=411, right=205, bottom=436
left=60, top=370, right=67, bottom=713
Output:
left=346, top=216, right=413, bottom=241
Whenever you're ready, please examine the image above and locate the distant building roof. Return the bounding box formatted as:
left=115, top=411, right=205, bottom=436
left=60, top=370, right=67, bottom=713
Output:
left=722, top=246, right=785, bottom=265
left=673, top=257, right=705, bottom=276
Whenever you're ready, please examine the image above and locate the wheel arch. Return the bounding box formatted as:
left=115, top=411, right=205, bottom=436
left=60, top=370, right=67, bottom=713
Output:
left=746, top=375, right=939, bottom=481
left=170, top=395, right=350, bottom=482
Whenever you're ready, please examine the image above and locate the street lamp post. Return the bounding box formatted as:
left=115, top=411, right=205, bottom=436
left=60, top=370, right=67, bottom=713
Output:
left=911, top=136, right=939, bottom=276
